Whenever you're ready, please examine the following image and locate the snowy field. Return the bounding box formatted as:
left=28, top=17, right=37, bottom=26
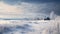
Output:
left=0, top=20, right=60, bottom=34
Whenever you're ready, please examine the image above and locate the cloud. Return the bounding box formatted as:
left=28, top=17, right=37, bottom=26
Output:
left=0, top=1, right=49, bottom=18
left=0, top=0, right=60, bottom=19
left=1, top=0, right=60, bottom=16
left=21, top=0, right=60, bottom=3
left=0, top=0, right=21, bottom=5
left=0, top=2, right=23, bottom=14
left=3, top=0, right=60, bottom=3
left=53, top=3, right=60, bottom=16
left=21, top=0, right=60, bottom=16
left=0, top=2, right=24, bottom=18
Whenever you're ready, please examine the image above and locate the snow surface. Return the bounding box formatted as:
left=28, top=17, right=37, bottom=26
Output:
left=0, top=20, right=60, bottom=34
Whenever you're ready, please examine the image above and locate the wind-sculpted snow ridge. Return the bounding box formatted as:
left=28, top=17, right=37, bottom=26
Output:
left=0, top=20, right=60, bottom=34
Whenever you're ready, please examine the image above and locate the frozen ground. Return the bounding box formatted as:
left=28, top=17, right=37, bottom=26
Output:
left=0, top=20, right=60, bottom=34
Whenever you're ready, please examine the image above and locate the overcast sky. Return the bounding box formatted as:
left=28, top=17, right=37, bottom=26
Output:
left=0, top=0, right=60, bottom=18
